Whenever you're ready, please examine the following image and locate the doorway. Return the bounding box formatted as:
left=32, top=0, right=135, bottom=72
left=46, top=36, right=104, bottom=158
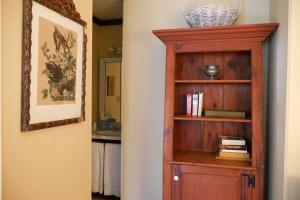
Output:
left=91, top=1, right=123, bottom=200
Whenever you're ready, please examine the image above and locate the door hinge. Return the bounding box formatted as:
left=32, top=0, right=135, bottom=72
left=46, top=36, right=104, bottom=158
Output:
left=241, top=173, right=255, bottom=188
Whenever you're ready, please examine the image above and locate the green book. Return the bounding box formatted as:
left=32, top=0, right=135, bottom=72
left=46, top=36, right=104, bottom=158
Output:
left=205, top=110, right=246, bottom=118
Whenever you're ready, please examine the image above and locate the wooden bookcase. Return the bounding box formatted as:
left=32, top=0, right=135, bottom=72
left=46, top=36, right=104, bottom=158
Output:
left=153, top=23, right=278, bottom=200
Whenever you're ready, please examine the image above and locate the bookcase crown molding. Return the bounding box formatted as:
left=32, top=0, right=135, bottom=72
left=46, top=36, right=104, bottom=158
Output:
left=153, top=23, right=278, bottom=44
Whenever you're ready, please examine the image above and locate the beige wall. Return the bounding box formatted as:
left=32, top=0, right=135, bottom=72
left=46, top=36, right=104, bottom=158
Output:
left=0, top=0, right=2, bottom=198
left=1, top=0, right=92, bottom=200
left=268, top=0, right=289, bottom=199
left=92, top=24, right=122, bottom=123
left=122, top=0, right=270, bottom=199
left=285, top=0, right=300, bottom=199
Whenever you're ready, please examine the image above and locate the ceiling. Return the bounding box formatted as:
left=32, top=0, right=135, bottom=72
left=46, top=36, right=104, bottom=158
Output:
left=93, top=0, right=123, bottom=20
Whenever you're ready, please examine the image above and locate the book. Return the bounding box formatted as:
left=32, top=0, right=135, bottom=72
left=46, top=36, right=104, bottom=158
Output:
left=216, top=152, right=251, bottom=161
left=197, top=92, right=203, bottom=116
left=219, top=144, right=247, bottom=150
left=219, top=136, right=246, bottom=146
left=217, top=152, right=250, bottom=160
left=205, top=110, right=246, bottom=118
left=192, top=93, right=199, bottom=116
left=220, top=149, right=248, bottom=154
left=186, top=93, right=192, bottom=116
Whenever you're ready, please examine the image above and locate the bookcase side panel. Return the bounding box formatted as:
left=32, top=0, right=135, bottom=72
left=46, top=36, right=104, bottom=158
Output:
left=250, top=43, right=264, bottom=200
left=163, top=44, right=176, bottom=200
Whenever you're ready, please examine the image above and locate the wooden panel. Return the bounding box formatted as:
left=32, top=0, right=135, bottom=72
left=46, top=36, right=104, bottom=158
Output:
left=172, top=151, right=252, bottom=169
left=174, top=121, right=252, bottom=153
left=202, top=83, right=223, bottom=152
left=203, top=122, right=223, bottom=152
left=174, top=41, right=255, bottom=53
left=251, top=44, right=264, bottom=200
left=174, top=115, right=252, bottom=123
left=174, top=121, right=204, bottom=152
left=163, top=44, right=176, bottom=200
left=153, top=23, right=279, bottom=44
left=175, top=53, right=204, bottom=80
left=175, top=80, right=252, bottom=84
left=223, top=52, right=251, bottom=80
left=175, top=52, right=251, bottom=80
left=181, top=174, right=240, bottom=200
left=172, top=165, right=181, bottom=200
left=204, top=84, right=223, bottom=110
left=223, top=84, right=252, bottom=115
left=172, top=165, right=253, bottom=200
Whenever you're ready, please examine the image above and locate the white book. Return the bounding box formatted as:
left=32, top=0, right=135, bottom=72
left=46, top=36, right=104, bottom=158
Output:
left=192, top=93, right=198, bottom=116
left=220, top=136, right=246, bottom=146
left=220, top=149, right=248, bottom=154
left=197, top=92, right=203, bottom=116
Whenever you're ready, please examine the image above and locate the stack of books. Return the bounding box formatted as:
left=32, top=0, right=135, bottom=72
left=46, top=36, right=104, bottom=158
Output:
left=216, top=136, right=250, bottom=161
left=186, top=92, right=203, bottom=117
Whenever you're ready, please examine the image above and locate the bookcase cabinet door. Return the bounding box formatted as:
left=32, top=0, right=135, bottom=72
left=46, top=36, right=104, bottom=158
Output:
left=172, top=165, right=253, bottom=200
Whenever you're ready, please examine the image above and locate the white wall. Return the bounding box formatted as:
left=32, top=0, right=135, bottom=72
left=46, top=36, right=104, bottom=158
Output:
left=268, top=0, right=289, bottom=200
left=122, top=0, right=270, bottom=199
left=285, top=0, right=300, bottom=199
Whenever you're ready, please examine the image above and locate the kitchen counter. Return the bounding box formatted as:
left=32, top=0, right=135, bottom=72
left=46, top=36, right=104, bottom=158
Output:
left=92, top=130, right=121, bottom=142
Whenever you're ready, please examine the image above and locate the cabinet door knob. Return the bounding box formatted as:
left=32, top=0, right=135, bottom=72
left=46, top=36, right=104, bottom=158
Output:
left=174, top=176, right=180, bottom=182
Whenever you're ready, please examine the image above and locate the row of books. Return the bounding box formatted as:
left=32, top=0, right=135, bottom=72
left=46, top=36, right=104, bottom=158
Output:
left=216, top=136, right=250, bottom=161
left=186, top=93, right=246, bottom=118
left=186, top=93, right=204, bottom=116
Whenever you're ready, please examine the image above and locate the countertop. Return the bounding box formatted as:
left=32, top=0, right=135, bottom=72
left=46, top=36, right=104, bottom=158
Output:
left=92, top=130, right=121, bottom=141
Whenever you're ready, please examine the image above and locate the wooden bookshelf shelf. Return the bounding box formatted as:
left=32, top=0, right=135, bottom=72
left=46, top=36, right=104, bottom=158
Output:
left=175, top=80, right=252, bottom=84
left=171, top=151, right=252, bottom=169
left=174, top=115, right=252, bottom=123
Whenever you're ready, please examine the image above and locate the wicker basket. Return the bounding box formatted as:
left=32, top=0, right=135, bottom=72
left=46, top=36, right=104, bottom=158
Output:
left=183, top=0, right=240, bottom=28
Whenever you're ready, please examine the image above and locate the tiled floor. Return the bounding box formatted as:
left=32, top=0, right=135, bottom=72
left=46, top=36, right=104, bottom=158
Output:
left=92, top=193, right=120, bottom=200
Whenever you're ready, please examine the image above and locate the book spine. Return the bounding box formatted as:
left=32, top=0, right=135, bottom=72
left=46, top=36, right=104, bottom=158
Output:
left=220, top=149, right=248, bottom=154
left=192, top=93, right=199, bottom=116
left=219, top=152, right=250, bottom=159
left=219, top=144, right=247, bottom=150
left=186, top=94, right=192, bottom=116
left=221, top=140, right=246, bottom=146
left=205, top=110, right=246, bottom=118
left=197, top=92, right=203, bottom=116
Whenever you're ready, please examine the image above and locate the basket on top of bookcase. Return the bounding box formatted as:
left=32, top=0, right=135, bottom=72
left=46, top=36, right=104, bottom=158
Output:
left=182, top=0, right=240, bottom=27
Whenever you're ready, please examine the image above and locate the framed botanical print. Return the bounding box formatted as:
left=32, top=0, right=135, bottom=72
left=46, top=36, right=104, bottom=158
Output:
left=21, top=0, right=87, bottom=131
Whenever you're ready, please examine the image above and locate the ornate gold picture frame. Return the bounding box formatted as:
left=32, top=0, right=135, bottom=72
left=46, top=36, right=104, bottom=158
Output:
left=21, top=0, right=87, bottom=131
